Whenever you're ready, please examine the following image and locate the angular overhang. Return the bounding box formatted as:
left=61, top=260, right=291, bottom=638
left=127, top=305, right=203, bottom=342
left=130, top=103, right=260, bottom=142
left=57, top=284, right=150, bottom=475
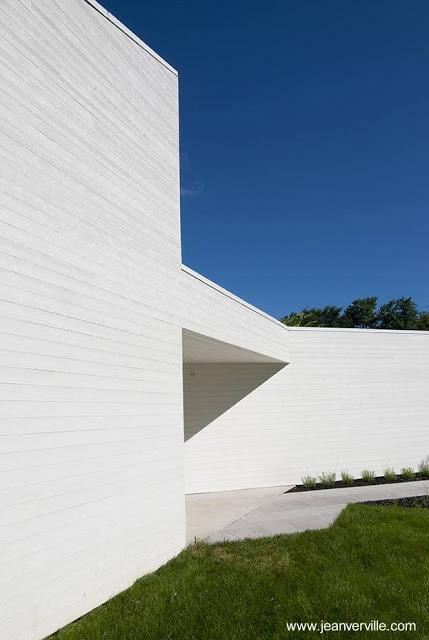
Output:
left=182, top=329, right=287, bottom=364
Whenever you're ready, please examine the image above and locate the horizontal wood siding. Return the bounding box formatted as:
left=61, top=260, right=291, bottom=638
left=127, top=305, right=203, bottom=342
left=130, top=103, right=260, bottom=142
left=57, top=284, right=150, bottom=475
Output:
left=2, top=3, right=428, bottom=639
left=185, top=328, right=429, bottom=493
left=180, top=268, right=290, bottom=363
left=0, top=2, right=184, bottom=640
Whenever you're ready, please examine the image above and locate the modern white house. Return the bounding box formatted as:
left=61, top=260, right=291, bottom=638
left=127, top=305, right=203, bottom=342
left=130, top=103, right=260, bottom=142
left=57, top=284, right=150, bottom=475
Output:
left=1, top=2, right=428, bottom=639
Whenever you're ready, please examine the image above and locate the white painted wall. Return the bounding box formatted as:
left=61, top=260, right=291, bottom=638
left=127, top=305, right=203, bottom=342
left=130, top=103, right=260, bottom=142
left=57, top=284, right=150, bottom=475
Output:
left=0, top=3, right=290, bottom=640
left=180, top=266, right=289, bottom=363
left=185, top=327, right=429, bottom=493
left=0, top=2, right=184, bottom=639
left=183, top=362, right=284, bottom=441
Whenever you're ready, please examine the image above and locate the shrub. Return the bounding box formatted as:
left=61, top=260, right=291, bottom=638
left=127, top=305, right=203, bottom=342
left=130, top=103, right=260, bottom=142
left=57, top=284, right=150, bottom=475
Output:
left=318, top=472, right=336, bottom=488
left=401, top=467, right=415, bottom=480
left=301, top=475, right=317, bottom=490
left=341, top=470, right=354, bottom=486
left=361, top=469, right=376, bottom=483
left=383, top=467, right=396, bottom=482
left=418, top=459, right=429, bottom=479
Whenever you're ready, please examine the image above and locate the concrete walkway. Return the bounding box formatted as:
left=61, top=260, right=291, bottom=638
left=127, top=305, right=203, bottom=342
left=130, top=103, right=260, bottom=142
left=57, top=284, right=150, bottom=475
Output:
left=186, top=485, right=290, bottom=543
left=186, top=480, right=429, bottom=543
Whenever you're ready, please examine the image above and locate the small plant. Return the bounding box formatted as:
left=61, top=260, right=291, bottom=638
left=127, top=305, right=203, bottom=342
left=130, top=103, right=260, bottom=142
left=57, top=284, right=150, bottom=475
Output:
left=318, top=472, right=336, bottom=488
left=383, top=467, right=396, bottom=482
left=419, top=458, right=429, bottom=479
left=341, top=470, right=354, bottom=486
left=301, top=475, right=317, bottom=490
left=401, top=467, right=415, bottom=480
left=361, top=469, right=376, bottom=483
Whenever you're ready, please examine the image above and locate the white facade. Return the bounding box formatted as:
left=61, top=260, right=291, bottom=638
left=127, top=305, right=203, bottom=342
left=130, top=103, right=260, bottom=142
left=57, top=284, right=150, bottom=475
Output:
left=0, top=2, right=428, bottom=640
left=185, top=323, right=429, bottom=493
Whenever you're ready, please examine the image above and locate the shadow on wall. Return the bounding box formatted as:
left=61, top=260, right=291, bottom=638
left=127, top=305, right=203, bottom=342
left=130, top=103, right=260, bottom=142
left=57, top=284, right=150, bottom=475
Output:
left=183, top=362, right=285, bottom=441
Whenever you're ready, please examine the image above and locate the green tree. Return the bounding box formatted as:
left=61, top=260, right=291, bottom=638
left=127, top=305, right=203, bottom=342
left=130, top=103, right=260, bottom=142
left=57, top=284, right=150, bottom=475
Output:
left=341, top=297, right=378, bottom=328
left=280, top=308, right=321, bottom=327
left=377, top=297, right=419, bottom=330
left=320, top=305, right=343, bottom=327
left=416, top=311, right=429, bottom=330
left=281, top=305, right=341, bottom=328
left=281, top=296, right=427, bottom=330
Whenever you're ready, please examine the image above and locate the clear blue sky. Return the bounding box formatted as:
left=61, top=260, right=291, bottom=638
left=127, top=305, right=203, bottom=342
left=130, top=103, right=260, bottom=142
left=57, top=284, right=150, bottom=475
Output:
left=100, top=0, right=428, bottom=319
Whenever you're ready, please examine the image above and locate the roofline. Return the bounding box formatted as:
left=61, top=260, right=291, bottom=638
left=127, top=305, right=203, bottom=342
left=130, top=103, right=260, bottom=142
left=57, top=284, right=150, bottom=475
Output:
left=182, top=267, right=429, bottom=336
left=287, top=325, right=429, bottom=335
left=181, top=265, right=288, bottom=330
left=83, top=0, right=178, bottom=76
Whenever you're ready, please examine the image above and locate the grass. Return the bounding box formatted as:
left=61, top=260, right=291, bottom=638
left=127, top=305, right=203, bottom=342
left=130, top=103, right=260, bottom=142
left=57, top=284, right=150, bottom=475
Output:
left=383, top=467, right=397, bottom=482
left=50, top=504, right=429, bottom=640
left=419, top=462, right=429, bottom=479
left=301, top=474, right=317, bottom=490
left=361, top=469, right=376, bottom=483
left=318, top=471, right=336, bottom=488
left=401, top=467, right=416, bottom=481
left=341, top=470, right=354, bottom=485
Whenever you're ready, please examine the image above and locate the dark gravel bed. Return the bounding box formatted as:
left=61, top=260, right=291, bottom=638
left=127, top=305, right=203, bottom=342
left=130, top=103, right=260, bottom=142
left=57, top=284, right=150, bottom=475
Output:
left=287, top=474, right=429, bottom=493
left=361, top=495, right=429, bottom=509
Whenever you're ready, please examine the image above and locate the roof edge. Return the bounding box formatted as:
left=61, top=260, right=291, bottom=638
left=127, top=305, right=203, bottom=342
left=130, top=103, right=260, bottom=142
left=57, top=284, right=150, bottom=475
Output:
left=287, top=325, right=429, bottom=335
left=83, top=0, right=178, bottom=76
left=181, top=265, right=288, bottom=330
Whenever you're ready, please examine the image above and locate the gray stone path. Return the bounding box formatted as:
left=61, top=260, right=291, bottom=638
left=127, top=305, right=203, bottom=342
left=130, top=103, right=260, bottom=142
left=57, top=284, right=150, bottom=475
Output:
left=186, top=485, right=289, bottom=543
left=186, top=480, right=429, bottom=543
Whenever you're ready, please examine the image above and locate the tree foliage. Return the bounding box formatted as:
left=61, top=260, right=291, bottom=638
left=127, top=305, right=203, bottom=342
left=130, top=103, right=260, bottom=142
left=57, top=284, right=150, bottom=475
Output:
left=341, top=297, right=378, bottom=328
left=281, top=297, right=428, bottom=330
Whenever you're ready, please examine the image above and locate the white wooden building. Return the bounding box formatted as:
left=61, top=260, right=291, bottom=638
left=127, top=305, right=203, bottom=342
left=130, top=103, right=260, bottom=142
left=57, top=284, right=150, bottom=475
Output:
left=0, top=2, right=428, bottom=638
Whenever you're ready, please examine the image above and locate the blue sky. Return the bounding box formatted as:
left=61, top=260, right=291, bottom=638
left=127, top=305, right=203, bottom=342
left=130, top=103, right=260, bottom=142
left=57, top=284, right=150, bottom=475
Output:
left=100, top=0, right=428, bottom=319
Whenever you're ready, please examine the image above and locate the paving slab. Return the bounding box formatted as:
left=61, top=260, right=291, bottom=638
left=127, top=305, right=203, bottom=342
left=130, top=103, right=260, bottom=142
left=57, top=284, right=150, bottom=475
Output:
left=244, top=501, right=346, bottom=524
left=186, top=485, right=291, bottom=543
left=190, top=480, right=429, bottom=543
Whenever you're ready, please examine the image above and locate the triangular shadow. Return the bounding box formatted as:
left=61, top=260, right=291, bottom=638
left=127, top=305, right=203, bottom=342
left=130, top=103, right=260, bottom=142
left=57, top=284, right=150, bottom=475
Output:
left=183, top=362, right=285, bottom=441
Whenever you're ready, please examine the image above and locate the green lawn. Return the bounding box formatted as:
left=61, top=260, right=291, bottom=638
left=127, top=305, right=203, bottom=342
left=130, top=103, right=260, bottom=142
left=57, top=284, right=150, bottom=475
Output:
left=50, top=504, right=429, bottom=639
